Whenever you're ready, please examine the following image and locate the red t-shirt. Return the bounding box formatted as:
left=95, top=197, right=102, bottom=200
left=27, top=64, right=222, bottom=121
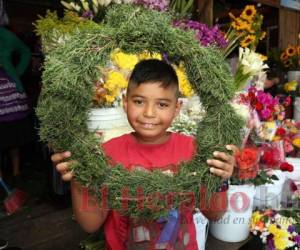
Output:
left=102, top=132, right=197, bottom=250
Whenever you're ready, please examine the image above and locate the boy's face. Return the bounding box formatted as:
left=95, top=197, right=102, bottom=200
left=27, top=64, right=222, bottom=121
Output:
left=123, top=82, right=181, bottom=144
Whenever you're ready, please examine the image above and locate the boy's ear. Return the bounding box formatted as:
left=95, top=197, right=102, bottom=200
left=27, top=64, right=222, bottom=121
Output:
left=122, top=94, right=128, bottom=114
left=174, top=99, right=182, bottom=117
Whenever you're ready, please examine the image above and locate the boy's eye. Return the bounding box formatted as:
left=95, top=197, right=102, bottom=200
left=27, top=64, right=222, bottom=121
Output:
left=158, top=102, right=169, bottom=108
left=133, top=99, right=144, bottom=105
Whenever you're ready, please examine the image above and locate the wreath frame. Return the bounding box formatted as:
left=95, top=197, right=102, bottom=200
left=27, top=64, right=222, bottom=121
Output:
left=37, top=4, right=245, bottom=218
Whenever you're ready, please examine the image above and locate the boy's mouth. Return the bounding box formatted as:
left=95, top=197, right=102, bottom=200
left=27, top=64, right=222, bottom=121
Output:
left=139, top=122, right=158, bottom=129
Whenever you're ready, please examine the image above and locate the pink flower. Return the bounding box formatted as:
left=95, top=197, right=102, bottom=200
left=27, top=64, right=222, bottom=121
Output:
left=260, top=108, right=271, bottom=120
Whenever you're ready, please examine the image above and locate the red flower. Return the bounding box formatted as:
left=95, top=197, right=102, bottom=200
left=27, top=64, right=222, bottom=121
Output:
left=235, top=147, right=260, bottom=170
left=261, top=149, right=280, bottom=167
left=290, top=181, right=298, bottom=191
left=275, top=127, right=286, bottom=137
left=284, top=96, right=291, bottom=106
left=238, top=168, right=258, bottom=179
left=280, top=162, right=294, bottom=172
left=248, top=91, right=255, bottom=100
left=255, top=102, right=263, bottom=111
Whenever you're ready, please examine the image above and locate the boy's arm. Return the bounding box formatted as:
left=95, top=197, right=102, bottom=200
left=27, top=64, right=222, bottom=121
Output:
left=71, top=180, right=109, bottom=233
left=52, top=151, right=109, bottom=233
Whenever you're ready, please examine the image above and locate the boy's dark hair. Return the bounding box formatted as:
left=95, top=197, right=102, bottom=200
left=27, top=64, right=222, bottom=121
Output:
left=128, top=59, right=179, bottom=96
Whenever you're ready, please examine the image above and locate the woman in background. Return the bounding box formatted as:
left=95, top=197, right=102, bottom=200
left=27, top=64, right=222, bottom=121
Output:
left=0, top=0, right=32, bottom=188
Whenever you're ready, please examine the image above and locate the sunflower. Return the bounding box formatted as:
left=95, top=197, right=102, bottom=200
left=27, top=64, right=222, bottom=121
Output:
left=297, top=45, right=300, bottom=55
left=258, top=53, right=268, bottom=61
left=241, top=5, right=257, bottom=21
left=286, top=45, right=296, bottom=57
left=280, top=52, right=288, bottom=61
left=231, top=18, right=251, bottom=31
left=240, top=34, right=255, bottom=47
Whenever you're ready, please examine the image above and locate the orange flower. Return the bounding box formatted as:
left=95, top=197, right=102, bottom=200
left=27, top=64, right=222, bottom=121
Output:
left=240, top=34, right=255, bottom=47
left=280, top=52, right=288, bottom=61
left=255, top=221, right=265, bottom=231
left=286, top=45, right=296, bottom=57
left=241, top=5, right=257, bottom=21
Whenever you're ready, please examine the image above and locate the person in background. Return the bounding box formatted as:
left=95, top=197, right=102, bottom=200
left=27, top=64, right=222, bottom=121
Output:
left=0, top=0, right=33, bottom=188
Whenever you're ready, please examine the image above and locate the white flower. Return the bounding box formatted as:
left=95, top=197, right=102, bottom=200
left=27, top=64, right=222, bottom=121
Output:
left=97, top=0, right=112, bottom=6
left=122, top=0, right=134, bottom=3
left=239, top=47, right=268, bottom=76
left=230, top=102, right=250, bottom=122
left=80, top=0, right=90, bottom=11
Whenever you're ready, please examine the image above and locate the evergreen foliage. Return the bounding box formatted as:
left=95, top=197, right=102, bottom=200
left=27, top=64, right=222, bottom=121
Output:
left=37, top=4, right=245, bottom=218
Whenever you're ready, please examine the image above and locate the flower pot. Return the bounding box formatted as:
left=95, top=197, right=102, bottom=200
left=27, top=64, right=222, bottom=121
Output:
left=87, top=107, right=132, bottom=141
left=294, top=97, right=300, bottom=122
left=209, top=184, right=255, bottom=242
left=285, top=157, right=300, bottom=184
left=253, top=170, right=286, bottom=209
left=287, top=70, right=300, bottom=82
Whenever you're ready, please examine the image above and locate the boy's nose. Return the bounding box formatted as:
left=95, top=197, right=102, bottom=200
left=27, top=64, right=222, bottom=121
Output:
left=143, top=104, right=156, bottom=117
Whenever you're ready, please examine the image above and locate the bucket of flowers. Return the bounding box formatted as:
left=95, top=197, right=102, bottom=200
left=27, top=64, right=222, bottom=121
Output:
left=280, top=44, right=300, bottom=82
left=250, top=208, right=300, bottom=250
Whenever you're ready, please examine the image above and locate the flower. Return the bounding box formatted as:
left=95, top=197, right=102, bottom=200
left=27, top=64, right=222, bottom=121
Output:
left=223, top=5, right=265, bottom=57
left=174, top=20, right=228, bottom=48
left=233, top=47, right=268, bottom=91
left=250, top=209, right=300, bottom=249
left=174, top=63, right=194, bottom=97
left=134, top=0, right=169, bottom=11
left=280, top=162, right=294, bottom=172
left=283, top=80, right=300, bottom=97
left=280, top=44, right=300, bottom=71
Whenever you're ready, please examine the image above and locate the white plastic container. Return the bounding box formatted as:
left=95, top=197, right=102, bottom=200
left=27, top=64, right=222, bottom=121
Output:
left=209, top=184, right=255, bottom=242
left=253, top=170, right=286, bottom=209
left=87, top=107, right=128, bottom=131
left=285, top=157, right=300, bottom=184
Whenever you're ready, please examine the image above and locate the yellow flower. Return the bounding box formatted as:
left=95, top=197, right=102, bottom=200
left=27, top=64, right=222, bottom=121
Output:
left=111, top=49, right=139, bottom=70
left=284, top=80, right=298, bottom=92
left=105, top=95, right=115, bottom=103
left=258, top=53, right=268, bottom=61
left=259, top=31, right=266, bottom=40
left=106, top=71, right=128, bottom=89
left=138, top=51, right=162, bottom=60
left=251, top=211, right=262, bottom=225
left=280, top=52, right=288, bottom=61
left=274, top=237, right=288, bottom=250
left=292, top=137, right=300, bottom=148
left=286, top=45, right=296, bottom=57
left=231, top=18, right=251, bottom=31
left=240, top=34, right=256, bottom=47
left=175, top=63, right=194, bottom=97
left=241, top=5, right=257, bottom=21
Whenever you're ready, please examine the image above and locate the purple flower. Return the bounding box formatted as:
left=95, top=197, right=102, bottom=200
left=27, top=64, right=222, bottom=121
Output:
left=295, top=235, right=300, bottom=245
left=173, top=20, right=228, bottom=48
left=267, top=239, right=275, bottom=250
left=260, top=108, right=271, bottom=120
left=134, top=0, right=169, bottom=11
left=288, top=225, right=296, bottom=233
left=82, top=11, right=94, bottom=19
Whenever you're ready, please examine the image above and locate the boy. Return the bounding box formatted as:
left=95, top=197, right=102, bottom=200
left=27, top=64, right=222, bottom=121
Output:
left=52, top=59, right=236, bottom=249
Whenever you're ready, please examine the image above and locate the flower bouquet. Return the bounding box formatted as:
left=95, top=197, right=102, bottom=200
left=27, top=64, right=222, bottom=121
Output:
left=280, top=44, right=300, bottom=72
left=250, top=209, right=300, bottom=250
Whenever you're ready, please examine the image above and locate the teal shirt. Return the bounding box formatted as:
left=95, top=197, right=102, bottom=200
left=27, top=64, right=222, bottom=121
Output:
left=0, top=27, right=31, bottom=93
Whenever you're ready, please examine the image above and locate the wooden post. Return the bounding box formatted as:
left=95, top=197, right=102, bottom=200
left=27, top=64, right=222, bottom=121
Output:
left=279, top=7, right=300, bottom=49
left=196, top=0, right=213, bottom=26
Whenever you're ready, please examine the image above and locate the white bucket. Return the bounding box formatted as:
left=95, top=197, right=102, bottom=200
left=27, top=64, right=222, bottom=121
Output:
left=209, top=184, right=255, bottom=242
left=254, top=170, right=286, bottom=209
left=87, top=107, right=129, bottom=131
left=285, top=157, right=300, bottom=184
left=287, top=71, right=300, bottom=82
left=294, top=97, right=300, bottom=122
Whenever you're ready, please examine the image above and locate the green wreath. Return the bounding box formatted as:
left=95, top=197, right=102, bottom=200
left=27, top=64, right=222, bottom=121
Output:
left=37, top=4, right=244, bottom=219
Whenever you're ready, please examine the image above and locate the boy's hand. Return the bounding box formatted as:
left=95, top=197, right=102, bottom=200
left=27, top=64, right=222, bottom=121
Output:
left=207, top=145, right=238, bottom=180
left=51, top=151, right=74, bottom=181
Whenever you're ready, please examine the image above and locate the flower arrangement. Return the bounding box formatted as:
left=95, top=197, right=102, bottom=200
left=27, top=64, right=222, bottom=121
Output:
left=234, top=47, right=268, bottom=91
left=92, top=49, right=195, bottom=107
left=273, top=120, right=300, bottom=157
left=238, top=86, right=289, bottom=122
left=173, top=20, right=228, bottom=48
left=250, top=209, right=300, bottom=250
left=223, top=5, right=266, bottom=57
left=280, top=44, right=300, bottom=71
